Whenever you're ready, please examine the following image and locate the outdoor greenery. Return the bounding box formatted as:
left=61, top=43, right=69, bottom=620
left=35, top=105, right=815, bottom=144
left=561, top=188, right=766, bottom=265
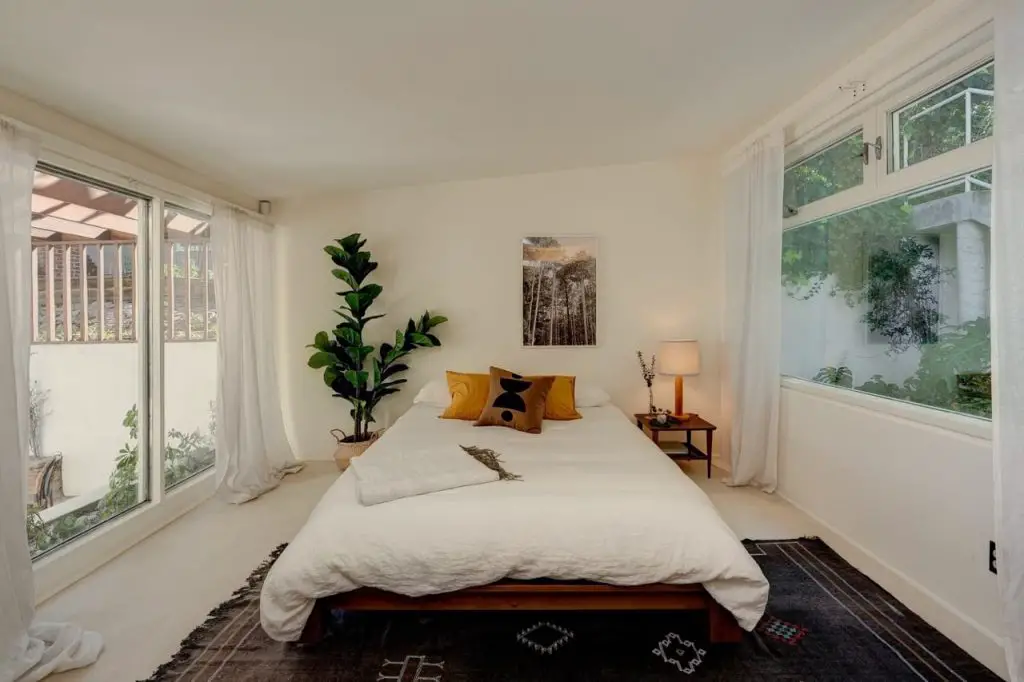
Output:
left=784, top=62, right=993, bottom=419
left=26, top=405, right=216, bottom=557
left=308, top=233, right=447, bottom=443
left=813, top=365, right=853, bottom=389
left=784, top=133, right=864, bottom=211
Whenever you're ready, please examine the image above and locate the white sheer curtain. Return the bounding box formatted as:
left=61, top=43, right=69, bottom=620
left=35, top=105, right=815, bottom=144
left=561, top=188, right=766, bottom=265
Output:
left=211, top=205, right=302, bottom=503
left=722, top=131, right=784, bottom=492
left=0, top=122, right=102, bottom=682
left=993, top=3, right=1024, bottom=680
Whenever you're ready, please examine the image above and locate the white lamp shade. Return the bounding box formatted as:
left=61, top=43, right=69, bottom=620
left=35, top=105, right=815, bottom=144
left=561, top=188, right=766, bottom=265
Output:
left=657, top=339, right=701, bottom=376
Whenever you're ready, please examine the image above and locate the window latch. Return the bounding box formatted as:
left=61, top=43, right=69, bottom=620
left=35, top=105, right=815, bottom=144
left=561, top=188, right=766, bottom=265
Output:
left=861, top=136, right=883, bottom=166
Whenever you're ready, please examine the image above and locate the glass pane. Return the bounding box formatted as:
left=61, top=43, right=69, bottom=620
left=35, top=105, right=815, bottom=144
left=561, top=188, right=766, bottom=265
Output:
left=781, top=169, right=992, bottom=419
left=892, top=62, right=995, bottom=171
left=27, top=169, right=148, bottom=559
left=784, top=131, right=864, bottom=212
left=163, top=205, right=216, bottom=491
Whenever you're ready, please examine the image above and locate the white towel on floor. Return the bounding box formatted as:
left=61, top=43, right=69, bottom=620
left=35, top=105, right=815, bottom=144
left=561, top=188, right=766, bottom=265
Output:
left=350, top=445, right=500, bottom=505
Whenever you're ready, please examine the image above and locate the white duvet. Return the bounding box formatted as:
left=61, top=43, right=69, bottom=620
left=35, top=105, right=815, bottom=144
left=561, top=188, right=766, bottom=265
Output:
left=260, top=405, right=769, bottom=641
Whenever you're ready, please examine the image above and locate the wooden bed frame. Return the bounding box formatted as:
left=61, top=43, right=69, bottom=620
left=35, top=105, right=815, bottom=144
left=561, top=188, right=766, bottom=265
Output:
left=298, top=579, right=743, bottom=644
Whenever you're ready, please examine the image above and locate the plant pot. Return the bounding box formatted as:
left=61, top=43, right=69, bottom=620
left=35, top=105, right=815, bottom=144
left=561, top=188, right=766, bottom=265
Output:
left=330, top=429, right=383, bottom=471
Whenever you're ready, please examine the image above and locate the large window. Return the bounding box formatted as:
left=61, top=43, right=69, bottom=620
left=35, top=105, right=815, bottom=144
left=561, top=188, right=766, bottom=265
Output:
left=782, top=53, right=993, bottom=421
left=25, top=167, right=217, bottom=559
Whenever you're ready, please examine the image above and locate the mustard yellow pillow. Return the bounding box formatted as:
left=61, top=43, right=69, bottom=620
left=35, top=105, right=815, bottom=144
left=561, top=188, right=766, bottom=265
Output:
left=440, top=371, right=491, bottom=420
left=474, top=367, right=554, bottom=434
left=441, top=371, right=581, bottom=421
left=543, top=375, right=582, bottom=420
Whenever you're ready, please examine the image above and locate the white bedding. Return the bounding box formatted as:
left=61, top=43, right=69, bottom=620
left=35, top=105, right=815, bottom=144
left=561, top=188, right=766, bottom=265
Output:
left=349, top=443, right=499, bottom=505
left=260, top=405, right=769, bottom=641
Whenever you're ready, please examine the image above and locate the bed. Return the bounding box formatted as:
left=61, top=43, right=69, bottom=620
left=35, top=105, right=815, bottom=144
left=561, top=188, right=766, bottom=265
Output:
left=259, top=403, right=769, bottom=643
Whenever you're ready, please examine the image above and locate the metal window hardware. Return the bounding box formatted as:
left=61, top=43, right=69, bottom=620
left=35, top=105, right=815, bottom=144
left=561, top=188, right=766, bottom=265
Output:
left=860, top=136, right=883, bottom=166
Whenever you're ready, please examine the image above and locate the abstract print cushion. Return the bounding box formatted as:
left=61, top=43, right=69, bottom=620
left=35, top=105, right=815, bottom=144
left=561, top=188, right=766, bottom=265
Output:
left=474, top=367, right=554, bottom=434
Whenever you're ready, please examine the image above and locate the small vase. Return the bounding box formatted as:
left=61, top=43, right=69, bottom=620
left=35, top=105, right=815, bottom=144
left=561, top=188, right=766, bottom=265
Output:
left=647, top=387, right=656, bottom=415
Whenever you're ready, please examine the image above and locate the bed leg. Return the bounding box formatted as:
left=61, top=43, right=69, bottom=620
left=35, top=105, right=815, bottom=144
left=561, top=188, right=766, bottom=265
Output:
left=707, top=601, right=743, bottom=644
left=297, top=599, right=329, bottom=645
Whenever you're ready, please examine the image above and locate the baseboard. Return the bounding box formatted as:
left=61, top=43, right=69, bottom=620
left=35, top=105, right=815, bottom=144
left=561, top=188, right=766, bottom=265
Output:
left=778, top=492, right=1008, bottom=680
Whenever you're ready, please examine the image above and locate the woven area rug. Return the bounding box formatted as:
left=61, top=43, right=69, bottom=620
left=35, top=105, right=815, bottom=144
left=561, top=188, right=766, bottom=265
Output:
left=145, top=539, right=999, bottom=681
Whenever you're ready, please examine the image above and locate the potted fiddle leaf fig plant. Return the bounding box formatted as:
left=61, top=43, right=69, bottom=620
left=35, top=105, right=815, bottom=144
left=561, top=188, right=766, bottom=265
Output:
left=308, top=233, right=447, bottom=469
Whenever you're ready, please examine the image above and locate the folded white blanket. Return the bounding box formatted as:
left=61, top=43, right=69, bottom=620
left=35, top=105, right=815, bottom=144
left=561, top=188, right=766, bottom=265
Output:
left=350, top=445, right=500, bottom=505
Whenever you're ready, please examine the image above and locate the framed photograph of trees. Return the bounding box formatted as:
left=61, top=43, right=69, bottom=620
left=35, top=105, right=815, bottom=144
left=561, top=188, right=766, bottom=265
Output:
left=522, top=236, right=597, bottom=347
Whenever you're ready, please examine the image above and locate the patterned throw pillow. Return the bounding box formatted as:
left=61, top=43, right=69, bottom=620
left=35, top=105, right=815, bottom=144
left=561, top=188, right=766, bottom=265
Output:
left=442, top=371, right=580, bottom=421
left=474, top=367, right=555, bottom=434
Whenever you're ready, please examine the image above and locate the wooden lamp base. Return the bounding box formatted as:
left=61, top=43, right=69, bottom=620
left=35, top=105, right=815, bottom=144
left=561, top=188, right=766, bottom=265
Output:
left=674, top=376, right=694, bottom=420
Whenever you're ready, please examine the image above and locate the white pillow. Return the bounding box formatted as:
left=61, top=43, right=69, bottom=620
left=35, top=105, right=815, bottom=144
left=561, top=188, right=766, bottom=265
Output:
left=413, top=379, right=451, bottom=407
left=574, top=382, right=611, bottom=407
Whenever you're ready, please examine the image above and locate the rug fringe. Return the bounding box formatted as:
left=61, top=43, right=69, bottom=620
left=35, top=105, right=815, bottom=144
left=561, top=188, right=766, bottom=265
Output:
left=138, top=542, right=289, bottom=682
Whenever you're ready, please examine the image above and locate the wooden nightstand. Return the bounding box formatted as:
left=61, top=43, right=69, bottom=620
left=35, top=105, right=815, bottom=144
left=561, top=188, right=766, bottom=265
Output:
left=635, top=414, right=717, bottom=478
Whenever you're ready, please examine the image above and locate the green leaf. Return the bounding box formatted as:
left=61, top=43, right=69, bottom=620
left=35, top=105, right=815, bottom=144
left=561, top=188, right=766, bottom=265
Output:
left=332, top=268, right=357, bottom=290
left=381, top=362, right=408, bottom=379
left=313, top=331, right=329, bottom=350
left=406, top=319, right=416, bottom=335
left=359, top=283, right=383, bottom=300
left=307, top=351, right=335, bottom=369
left=410, top=332, right=432, bottom=346
left=427, top=315, right=448, bottom=328
left=425, top=333, right=441, bottom=346
left=344, top=291, right=367, bottom=317
left=372, top=358, right=382, bottom=386
left=338, top=233, right=365, bottom=254
left=344, top=369, right=369, bottom=389
left=395, top=329, right=404, bottom=350
left=385, top=346, right=405, bottom=365
left=378, top=342, right=393, bottom=362
left=335, top=326, right=361, bottom=345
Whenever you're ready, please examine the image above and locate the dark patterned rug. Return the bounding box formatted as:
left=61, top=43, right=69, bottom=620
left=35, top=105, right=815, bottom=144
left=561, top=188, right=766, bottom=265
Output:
left=145, top=539, right=999, bottom=681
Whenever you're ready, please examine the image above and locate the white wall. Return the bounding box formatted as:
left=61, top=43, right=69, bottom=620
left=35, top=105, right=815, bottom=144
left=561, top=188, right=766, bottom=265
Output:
left=778, top=383, right=1004, bottom=677
left=30, top=342, right=216, bottom=495
left=275, top=159, right=724, bottom=460
left=781, top=275, right=922, bottom=386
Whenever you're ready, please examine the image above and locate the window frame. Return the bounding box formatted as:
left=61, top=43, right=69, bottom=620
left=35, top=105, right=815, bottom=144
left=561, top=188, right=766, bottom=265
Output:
left=780, top=36, right=995, bottom=429
left=783, top=41, right=994, bottom=233
left=30, top=148, right=219, bottom=596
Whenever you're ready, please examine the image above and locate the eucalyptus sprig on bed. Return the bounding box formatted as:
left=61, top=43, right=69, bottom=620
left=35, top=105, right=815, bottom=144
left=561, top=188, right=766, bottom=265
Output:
left=460, top=445, right=522, bottom=482
left=308, top=233, right=447, bottom=443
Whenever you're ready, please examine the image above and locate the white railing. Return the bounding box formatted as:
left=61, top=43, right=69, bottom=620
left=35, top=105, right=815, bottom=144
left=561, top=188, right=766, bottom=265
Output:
left=32, top=240, right=216, bottom=344
left=899, top=87, right=994, bottom=170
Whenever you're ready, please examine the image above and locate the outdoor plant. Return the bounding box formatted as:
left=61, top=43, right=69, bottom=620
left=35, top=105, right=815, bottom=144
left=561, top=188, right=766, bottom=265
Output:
left=813, top=365, right=853, bottom=389
left=25, top=405, right=217, bottom=557
left=308, top=233, right=447, bottom=443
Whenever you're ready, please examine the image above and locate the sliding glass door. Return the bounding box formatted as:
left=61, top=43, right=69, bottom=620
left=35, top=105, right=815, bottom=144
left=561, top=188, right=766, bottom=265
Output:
left=26, top=166, right=151, bottom=558
left=25, top=165, right=217, bottom=560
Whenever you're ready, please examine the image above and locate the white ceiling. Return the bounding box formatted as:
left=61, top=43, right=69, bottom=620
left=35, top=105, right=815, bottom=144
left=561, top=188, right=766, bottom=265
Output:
left=0, top=0, right=931, bottom=198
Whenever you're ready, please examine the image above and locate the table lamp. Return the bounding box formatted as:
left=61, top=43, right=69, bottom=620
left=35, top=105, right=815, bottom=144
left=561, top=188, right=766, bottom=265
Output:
left=658, top=339, right=701, bottom=419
